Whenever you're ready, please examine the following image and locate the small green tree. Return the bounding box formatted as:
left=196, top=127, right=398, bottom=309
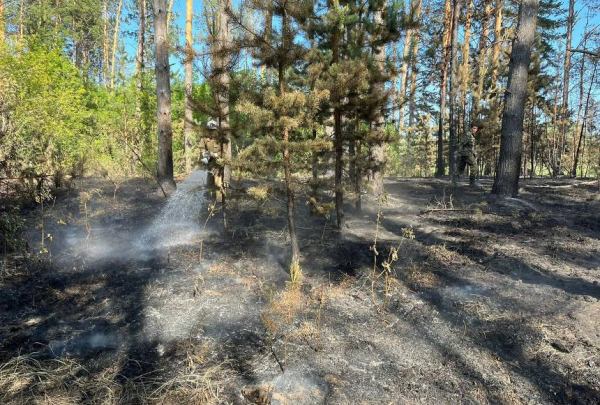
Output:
left=232, top=0, right=329, bottom=273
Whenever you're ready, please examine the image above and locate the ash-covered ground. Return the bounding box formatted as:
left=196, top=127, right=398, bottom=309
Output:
left=1, top=175, right=599, bottom=404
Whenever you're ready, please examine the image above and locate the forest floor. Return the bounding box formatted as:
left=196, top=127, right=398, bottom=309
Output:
left=1, top=175, right=600, bottom=404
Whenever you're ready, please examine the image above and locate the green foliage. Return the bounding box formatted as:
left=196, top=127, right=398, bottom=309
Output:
left=0, top=205, right=26, bottom=252
left=0, top=41, right=91, bottom=185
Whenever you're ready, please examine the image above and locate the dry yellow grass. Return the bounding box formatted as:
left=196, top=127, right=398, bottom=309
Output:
left=0, top=351, right=226, bottom=405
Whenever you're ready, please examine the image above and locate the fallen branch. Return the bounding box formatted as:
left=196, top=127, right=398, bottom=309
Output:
left=419, top=208, right=475, bottom=215
left=522, top=180, right=597, bottom=189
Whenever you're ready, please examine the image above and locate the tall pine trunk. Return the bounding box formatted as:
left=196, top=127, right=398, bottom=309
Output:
left=135, top=0, right=145, bottom=118
left=132, top=0, right=146, bottom=170
left=217, top=0, right=232, bottom=191
left=398, top=0, right=421, bottom=135
left=110, top=0, right=124, bottom=89
left=460, top=0, right=473, bottom=131
left=371, top=8, right=386, bottom=196
left=448, top=0, right=462, bottom=176
left=490, top=0, right=503, bottom=90
left=262, top=1, right=273, bottom=85
left=407, top=9, right=421, bottom=129
left=331, top=2, right=344, bottom=229
left=436, top=0, right=452, bottom=177
left=153, top=0, right=175, bottom=190
left=184, top=0, right=193, bottom=173
left=572, top=63, right=597, bottom=177
left=472, top=0, right=492, bottom=120
left=491, top=0, right=540, bottom=196
left=279, top=13, right=300, bottom=268
left=102, top=0, right=109, bottom=86
left=558, top=0, right=575, bottom=176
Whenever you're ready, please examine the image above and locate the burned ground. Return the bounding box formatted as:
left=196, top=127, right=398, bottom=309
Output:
left=1, top=176, right=599, bottom=404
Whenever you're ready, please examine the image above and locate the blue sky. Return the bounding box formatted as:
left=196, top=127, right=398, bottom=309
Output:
left=119, top=0, right=600, bottom=79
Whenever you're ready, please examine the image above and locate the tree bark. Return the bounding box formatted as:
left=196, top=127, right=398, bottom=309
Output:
left=371, top=8, right=386, bottom=195
left=435, top=0, right=453, bottom=177
left=167, top=0, right=175, bottom=30
left=472, top=0, right=492, bottom=120
left=558, top=0, right=575, bottom=175
left=573, top=49, right=585, bottom=171
left=398, top=0, right=421, bottom=135
left=448, top=0, right=462, bottom=176
left=184, top=0, right=194, bottom=173
left=279, top=13, right=300, bottom=268
left=407, top=9, right=421, bottom=129
left=102, top=1, right=109, bottom=87
left=490, top=0, right=503, bottom=90
left=572, top=63, right=596, bottom=177
left=460, top=0, right=473, bottom=131
left=110, top=0, right=124, bottom=89
left=217, top=0, right=232, bottom=191
left=331, top=1, right=344, bottom=229
left=492, top=0, right=540, bottom=196
left=153, top=0, right=175, bottom=190
left=262, top=1, right=273, bottom=85
left=134, top=0, right=146, bottom=169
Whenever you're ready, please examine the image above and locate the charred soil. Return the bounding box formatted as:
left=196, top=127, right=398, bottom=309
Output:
left=1, top=176, right=599, bottom=404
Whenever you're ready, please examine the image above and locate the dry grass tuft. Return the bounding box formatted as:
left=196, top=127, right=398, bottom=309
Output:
left=206, top=263, right=237, bottom=276
left=262, top=286, right=305, bottom=338
left=404, top=264, right=440, bottom=289
left=0, top=351, right=226, bottom=405
left=426, top=244, right=466, bottom=265
left=146, top=363, right=226, bottom=405
left=324, top=275, right=356, bottom=300
left=0, top=352, right=87, bottom=404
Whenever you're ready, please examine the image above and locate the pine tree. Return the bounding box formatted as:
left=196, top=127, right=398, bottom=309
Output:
left=153, top=0, right=176, bottom=191
left=231, top=0, right=329, bottom=270
left=492, top=0, right=540, bottom=196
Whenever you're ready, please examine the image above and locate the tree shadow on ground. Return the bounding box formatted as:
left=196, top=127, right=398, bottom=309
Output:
left=371, top=213, right=600, bottom=404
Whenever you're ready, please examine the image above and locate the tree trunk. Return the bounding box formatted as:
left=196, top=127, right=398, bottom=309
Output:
left=279, top=13, right=300, bottom=268
left=398, top=0, right=421, bottom=135
left=448, top=0, right=462, bottom=177
left=331, top=3, right=344, bottom=229
left=133, top=0, right=146, bottom=168
left=135, top=0, right=146, bottom=109
left=312, top=128, right=318, bottom=182
left=110, top=0, right=124, bottom=90
left=530, top=104, right=535, bottom=178
left=572, top=63, right=597, bottom=177
left=102, top=1, right=109, bottom=86
left=559, top=0, right=575, bottom=176
left=490, top=0, right=503, bottom=90
left=472, top=0, right=492, bottom=120
left=167, top=0, right=175, bottom=30
left=217, top=0, right=232, bottom=192
left=550, top=71, right=560, bottom=176
left=407, top=10, right=421, bottom=129
left=153, top=0, right=175, bottom=190
left=573, top=42, right=586, bottom=171
left=436, top=0, right=452, bottom=177
left=371, top=8, right=386, bottom=195
left=460, top=0, right=473, bottom=131
left=184, top=0, right=194, bottom=173
left=262, top=1, right=273, bottom=85
left=491, top=0, right=540, bottom=197
left=355, top=138, right=362, bottom=211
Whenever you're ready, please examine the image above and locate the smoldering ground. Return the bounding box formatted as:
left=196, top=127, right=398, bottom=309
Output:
left=1, top=175, right=600, bottom=404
